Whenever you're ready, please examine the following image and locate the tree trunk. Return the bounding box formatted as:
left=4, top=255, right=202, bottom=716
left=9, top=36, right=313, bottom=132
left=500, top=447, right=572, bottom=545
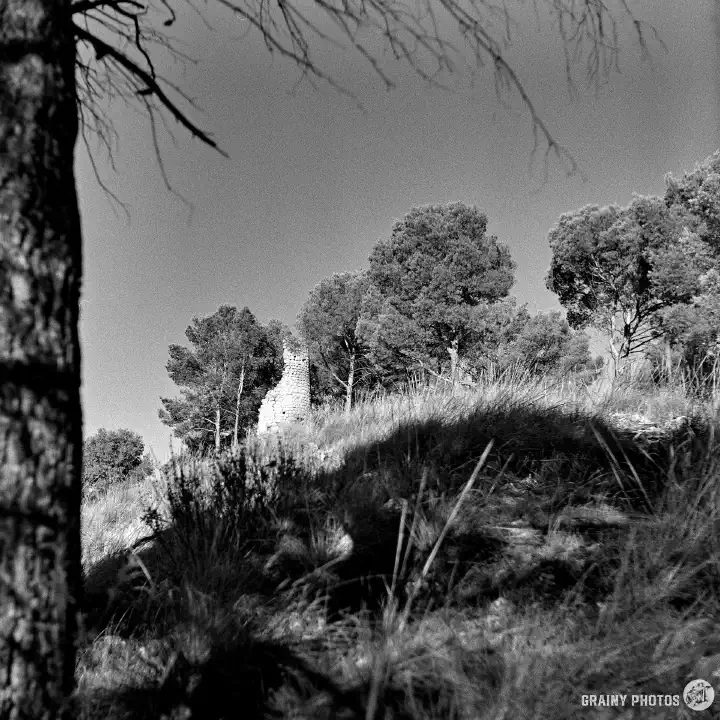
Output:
left=447, top=338, right=460, bottom=386
left=232, top=361, right=245, bottom=450
left=214, top=406, right=221, bottom=453
left=607, top=314, right=621, bottom=379
left=0, top=3, right=83, bottom=719
left=344, top=351, right=355, bottom=416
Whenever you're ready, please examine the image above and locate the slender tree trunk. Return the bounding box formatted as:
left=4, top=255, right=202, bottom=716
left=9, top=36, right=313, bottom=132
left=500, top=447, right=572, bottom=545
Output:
left=447, top=338, right=459, bottom=386
left=214, top=406, right=221, bottom=453
left=232, top=361, right=245, bottom=450
left=607, top=314, right=621, bottom=380
left=0, top=3, right=83, bottom=718
left=344, top=352, right=355, bottom=416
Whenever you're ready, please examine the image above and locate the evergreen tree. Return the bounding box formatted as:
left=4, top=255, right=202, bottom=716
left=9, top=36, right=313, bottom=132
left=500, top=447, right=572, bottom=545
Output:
left=659, top=151, right=720, bottom=375
left=501, top=311, right=592, bottom=376
left=298, top=271, right=376, bottom=414
left=546, top=195, right=712, bottom=376
left=361, top=202, right=517, bottom=382
left=160, top=306, right=281, bottom=453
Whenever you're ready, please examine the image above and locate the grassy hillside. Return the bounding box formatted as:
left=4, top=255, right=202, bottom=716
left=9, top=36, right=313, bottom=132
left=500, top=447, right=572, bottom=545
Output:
left=77, top=368, right=720, bottom=719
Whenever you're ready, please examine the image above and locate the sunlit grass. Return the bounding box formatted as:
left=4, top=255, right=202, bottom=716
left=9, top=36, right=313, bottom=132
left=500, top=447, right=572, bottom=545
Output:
left=76, top=367, right=720, bottom=719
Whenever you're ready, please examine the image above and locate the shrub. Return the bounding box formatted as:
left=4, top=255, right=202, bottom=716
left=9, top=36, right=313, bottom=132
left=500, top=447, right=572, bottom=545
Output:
left=83, top=428, right=146, bottom=495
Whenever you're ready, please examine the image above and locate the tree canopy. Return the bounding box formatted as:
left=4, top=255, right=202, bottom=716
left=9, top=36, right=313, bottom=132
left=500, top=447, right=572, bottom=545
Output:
left=665, top=150, right=720, bottom=253
left=160, top=305, right=281, bottom=453
left=82, top=428, right=148, bottom=493
left=298, top=271, right=376, bottom=413
left=500, top=310, right=592, bottom=376
left=361, top=202, right=517, bottom=381
left=657, top=151, right=720, bottom=366
left=545, top=194, right=714, bottom=374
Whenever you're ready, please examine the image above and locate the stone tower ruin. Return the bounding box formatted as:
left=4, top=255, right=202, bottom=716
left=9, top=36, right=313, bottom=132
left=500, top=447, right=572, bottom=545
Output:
left=256, top=337, right=310, bottom=434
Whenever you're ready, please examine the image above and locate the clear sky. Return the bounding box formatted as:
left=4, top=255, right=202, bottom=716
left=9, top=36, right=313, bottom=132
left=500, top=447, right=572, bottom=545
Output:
left=76, top=1, right=720, bottom=462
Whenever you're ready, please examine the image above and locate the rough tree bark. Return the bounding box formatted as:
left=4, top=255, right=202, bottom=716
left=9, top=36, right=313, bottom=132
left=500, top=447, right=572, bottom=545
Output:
left=0, top=2, right=83, bottom=718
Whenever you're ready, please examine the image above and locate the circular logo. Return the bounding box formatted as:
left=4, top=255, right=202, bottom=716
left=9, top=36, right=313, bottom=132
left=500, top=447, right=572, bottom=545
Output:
left=684, top=679, right=715, bottom=711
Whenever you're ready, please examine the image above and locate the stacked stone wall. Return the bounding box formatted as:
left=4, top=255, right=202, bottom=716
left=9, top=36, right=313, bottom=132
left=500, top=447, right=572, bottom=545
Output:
left=257, top=340, right=310, bottom=434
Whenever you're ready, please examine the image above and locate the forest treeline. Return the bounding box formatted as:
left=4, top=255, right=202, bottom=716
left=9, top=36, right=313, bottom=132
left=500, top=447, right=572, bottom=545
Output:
left=88, top=149, right=720, bottom=464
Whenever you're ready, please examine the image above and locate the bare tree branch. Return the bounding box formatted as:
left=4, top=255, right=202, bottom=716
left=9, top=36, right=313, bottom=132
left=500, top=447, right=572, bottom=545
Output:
left=69, top=0, right=658, bottom=201
left=74, top=24, right=228, bottom=156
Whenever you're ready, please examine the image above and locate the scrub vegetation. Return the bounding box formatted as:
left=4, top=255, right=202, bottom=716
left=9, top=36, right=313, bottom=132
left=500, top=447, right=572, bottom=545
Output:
left=78, top=363, right=720, bottom=719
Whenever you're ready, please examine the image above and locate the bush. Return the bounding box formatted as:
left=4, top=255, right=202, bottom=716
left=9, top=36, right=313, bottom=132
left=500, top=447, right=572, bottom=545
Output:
left=83, top=428, right=147, bottom=495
